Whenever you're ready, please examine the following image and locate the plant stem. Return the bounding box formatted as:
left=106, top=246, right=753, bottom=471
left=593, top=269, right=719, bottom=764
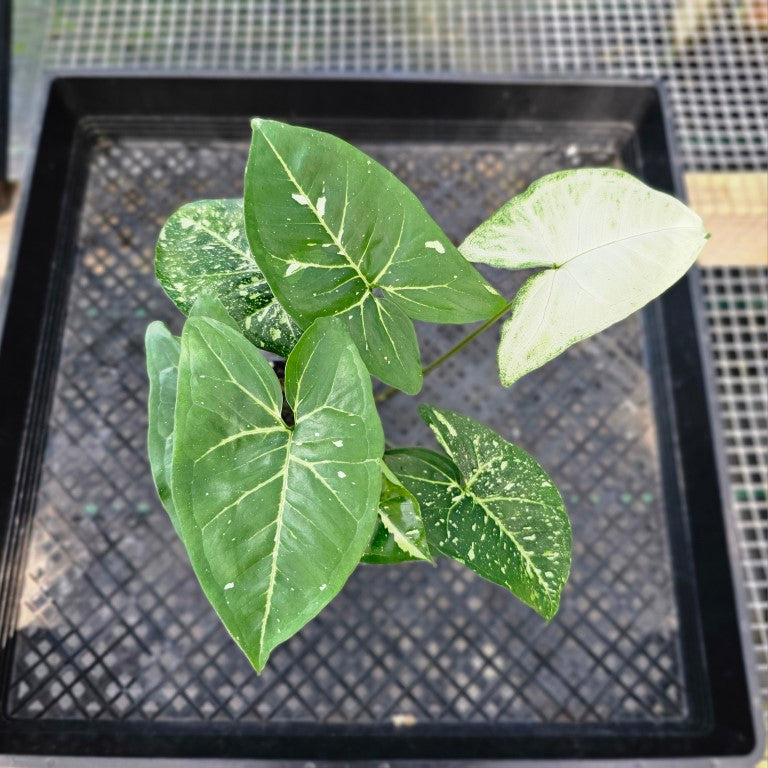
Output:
left=421, top=301, right=513, bottom=376
left=374, top=301, right=514, bottom=404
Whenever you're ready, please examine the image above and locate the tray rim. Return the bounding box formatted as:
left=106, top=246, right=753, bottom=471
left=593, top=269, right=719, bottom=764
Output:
left=0, top=69, right=685, bottom=337
left=0, top=73, right=762, bottom=766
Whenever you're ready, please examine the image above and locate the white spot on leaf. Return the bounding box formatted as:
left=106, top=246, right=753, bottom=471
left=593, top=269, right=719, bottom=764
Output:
left=285, top=261, right=305, bottom=277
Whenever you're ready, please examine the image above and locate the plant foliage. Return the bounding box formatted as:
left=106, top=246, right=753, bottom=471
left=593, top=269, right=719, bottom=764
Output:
left=243, top=119, right=506, bottom=393
left=460, top=168, right=708, bottom=386
left=156, top=198, right=301, bottom=357
left=146, top=119, right=708, bottom=671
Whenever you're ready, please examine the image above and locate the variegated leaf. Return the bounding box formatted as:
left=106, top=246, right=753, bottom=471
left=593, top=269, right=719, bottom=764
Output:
left=362, top=461, right=432, bottom=564
left=156, top=198, right=301, bottom=357
left=388, top=407, right=571, bottom=619
left=460, top=169, right=708, bottom=386
left=243, top=119, right=506, bottom=394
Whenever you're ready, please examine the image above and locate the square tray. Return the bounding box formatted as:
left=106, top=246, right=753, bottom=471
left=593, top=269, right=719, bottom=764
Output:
left=0, top=75, right=762, bottom=764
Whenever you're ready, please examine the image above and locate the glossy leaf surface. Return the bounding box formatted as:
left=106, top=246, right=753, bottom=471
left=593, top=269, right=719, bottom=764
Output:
left=362, top=462, right=432, bottom=565
left=156, top=198, right=301, bottom=357
left=243, top=118, right=506, bottom=393
left=388, top=407, right=571, bottom=619
left=171, top=314, right=384, bottom=671
left=460, top=169, right=709, bottom=386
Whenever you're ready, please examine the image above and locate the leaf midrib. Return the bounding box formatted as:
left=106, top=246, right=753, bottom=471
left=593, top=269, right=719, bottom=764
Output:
left=193, top=221, right=255, bottom=263
left=256, top=125, right=372, bottom=290
left=424, top=422, right=558, bottom=602
left=558, top=224, right=702, bottom=267
left=464, top=486, right=558, bottom=601
left=258, top=430, right=293, bottom=664
left=378, top=507, right=425, bottom=560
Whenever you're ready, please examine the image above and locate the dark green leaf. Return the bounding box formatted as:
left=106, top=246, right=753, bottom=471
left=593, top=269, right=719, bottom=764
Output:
left=243, top=119, right=506, bottom=393
left=156, top=198, right=301, bottom=357
left=350, top=293, right=422, bottom=396
left=362, top=462, right=432, bottom=564
left=389, top=407, right=571, bottom=619
left=171, top=314, right=384, bottom=671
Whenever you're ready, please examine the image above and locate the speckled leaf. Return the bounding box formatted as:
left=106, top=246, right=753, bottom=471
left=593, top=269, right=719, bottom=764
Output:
left=156, top=198, right=301, bottom=357
left=145, top=321, right=180, bottom=529
left=171, top=315, right=384, bottom=672
left=362, top=462, right=432, bottom=565
left=243, top=119, right=506, bottom=393
left=389, top=407, right=571, bottom=619
left=460, top=169, right=709, bottom=386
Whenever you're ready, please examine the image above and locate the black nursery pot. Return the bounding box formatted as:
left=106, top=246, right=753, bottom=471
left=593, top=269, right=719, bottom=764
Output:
left=0, top=75, right=762, bottom=765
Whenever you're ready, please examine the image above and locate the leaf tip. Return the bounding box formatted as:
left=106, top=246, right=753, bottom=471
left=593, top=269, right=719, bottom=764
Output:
left=498, top=368, right=519, bottom=388
left=144, top=321, right=178, bottom=356
left=540, top=606, right=559, bottom=622
left=144, top=319, right=166, bottom=341
left=401, top=372, right=423, bottom=396
left=417, top=403, right=434, bottom=422
left=539, top=591, right=564, bottom=622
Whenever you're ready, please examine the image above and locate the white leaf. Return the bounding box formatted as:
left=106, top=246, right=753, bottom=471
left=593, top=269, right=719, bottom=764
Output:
left=460, top=169, right=709, bottom=386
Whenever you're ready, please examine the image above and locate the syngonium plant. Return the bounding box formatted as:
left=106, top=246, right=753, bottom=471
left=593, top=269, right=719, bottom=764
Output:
left=146, top=119, right=708, bottom=672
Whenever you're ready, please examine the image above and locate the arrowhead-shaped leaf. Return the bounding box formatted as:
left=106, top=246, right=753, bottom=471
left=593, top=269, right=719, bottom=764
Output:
left=387, top=408, right=571, bottom=619
left=460, top=169, right=709, bottom=386
left=156, top=198, right=302, bottom=357
left=362, top=462, right=432, bottom=565
left=171, top=314, right=384, bottom=671
left=243, top=118, right=507, bottom=394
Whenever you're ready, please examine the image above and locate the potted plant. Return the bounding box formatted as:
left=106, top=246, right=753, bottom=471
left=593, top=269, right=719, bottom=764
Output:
left=146, top=118, right=707, bottom=672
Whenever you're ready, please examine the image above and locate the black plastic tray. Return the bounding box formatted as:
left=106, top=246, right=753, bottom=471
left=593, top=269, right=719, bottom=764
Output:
left=0, top=0, right=10, bottom=197
left=0, top=75, right=762, bottom=765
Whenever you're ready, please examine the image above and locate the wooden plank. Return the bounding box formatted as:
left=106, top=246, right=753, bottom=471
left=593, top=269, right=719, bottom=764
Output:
left=685, top=172, right=768, bottom=267
left=0, top=187, right=18, bottom=284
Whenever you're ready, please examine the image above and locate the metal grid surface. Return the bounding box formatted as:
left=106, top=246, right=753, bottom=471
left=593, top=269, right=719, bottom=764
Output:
left=6, top=0, right=767, bottom=723
left=9, top=0, right=768, bottom=176
left=700, top=266, right=768, bottom=703
left=7, top=128, right=690, bottom=725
